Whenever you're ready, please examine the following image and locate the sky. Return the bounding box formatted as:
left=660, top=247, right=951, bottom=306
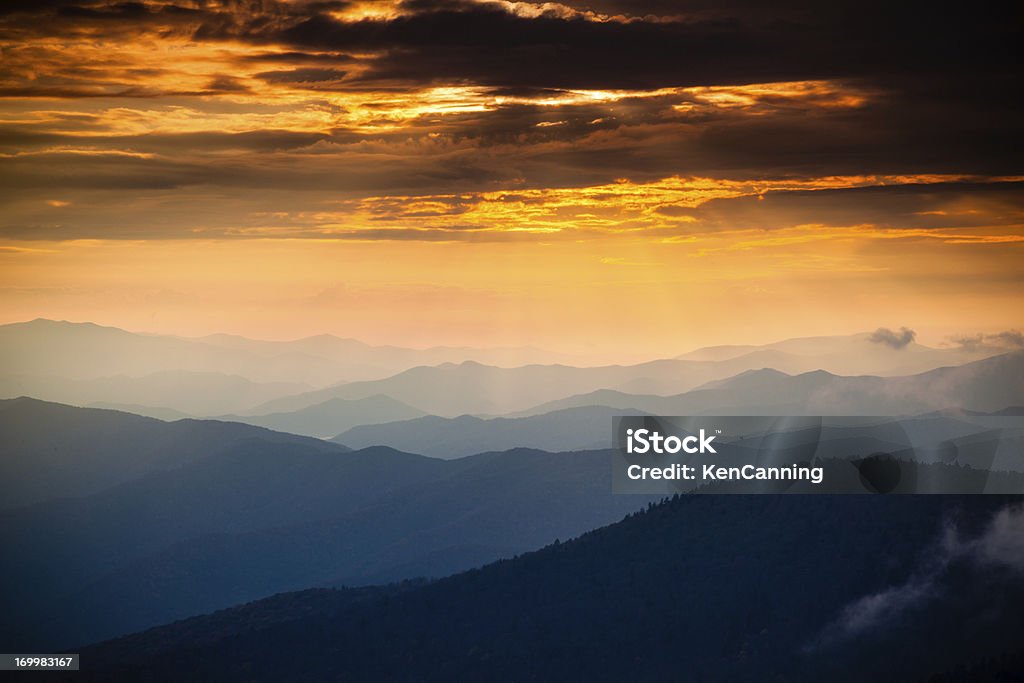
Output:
left=0, top=0, right=1022, bottom=357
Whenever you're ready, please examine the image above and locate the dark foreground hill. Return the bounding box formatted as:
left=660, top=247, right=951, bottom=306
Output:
left=0, top=401, right=654, bottom=649
left=72, top=491, right=1024, bottom=682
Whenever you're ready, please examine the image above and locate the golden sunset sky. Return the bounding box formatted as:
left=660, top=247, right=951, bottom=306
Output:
left=1, top=0, right=1021, bottom=357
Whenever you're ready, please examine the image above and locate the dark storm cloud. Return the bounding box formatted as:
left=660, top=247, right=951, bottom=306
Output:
left=240, top=50, right=357, bottom=64
left=3, top=110, right=1022, bottom=203
left=206, top=75, right=250, bottom=92
left=1, top=0, right=1022, bottom=241
left=0, top=0, right=348, bottom=42
left=0, top=218, right=528, bottom=243
left=183, top=0, right=1020, bottom=90
left=253, top=8, right=825, bottom=90
left=9, top=0, right=1014, bottom=91
left=0, top=0, right=200, bottom=36
left=0, top=0, right=124, bottom=16
left=0, top=138, right=516, bottom=196
left=657, top=182, right=1024, bottom=232
left=56, top=2, right=201, bottom=20
left=4, top=1, right=1020, bottom=94
left=0, top=85, right=255, bottom=98
left=3, top=3, right=1020, bottom=165
left=255, top=68, right=349, bottom=85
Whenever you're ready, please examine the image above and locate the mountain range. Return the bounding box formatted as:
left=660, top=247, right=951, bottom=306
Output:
left=516, top=351, right=1024, bottom=417
left=3, top=320, right=1023, bottom=679
left=248, top=349, right=1021, bottom=419
left=333, top=405, right=641, bottom=457
left=0, top=397, right=334, bottom=509
left=331, top=352, right=1024, bottom=456
left=0, top=371, right=310, bottom=417
left=0, top=319, right=576, bottom=414
left=6, top=398, right=1021, bottom=651
left=73, top=493, right=1024, bottom=682
left=216, top=394, right=428, bottom=439
left=1, top=319, right=1006, bottom=419
left=0, top=399, right=653, bottom=649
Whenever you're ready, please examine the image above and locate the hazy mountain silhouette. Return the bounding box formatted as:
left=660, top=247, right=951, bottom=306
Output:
left=3, top=320, right=1006, bottom=418
left=73, top=492, right=1024, bottom=682
left=0, top=398, right=335, bottom=509
left=195, top=331, right=580, bottom=374
left=0, top=319, right=576, bottom=394
left=518, top=351, right=1024, bottom=417
left=217, top=395, right=428, bottom=438
left=246, top=361, right=667, bottom=415
left=241, top=357, right=840, bottom=417
left=333, top=405, right=643, bottom=457
left=0, top=319, right=315, bottom=385
left=0, top=401, right=654, bottom=648
left=85, top=403, right=193, bottom=421
left=0, top=371, right=309, bottom=416
left=676, top=331, right=995, bottom=376
left=335, top=409, right=1022, bottom=467
left=247, top=348, right=1020, bottom=419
